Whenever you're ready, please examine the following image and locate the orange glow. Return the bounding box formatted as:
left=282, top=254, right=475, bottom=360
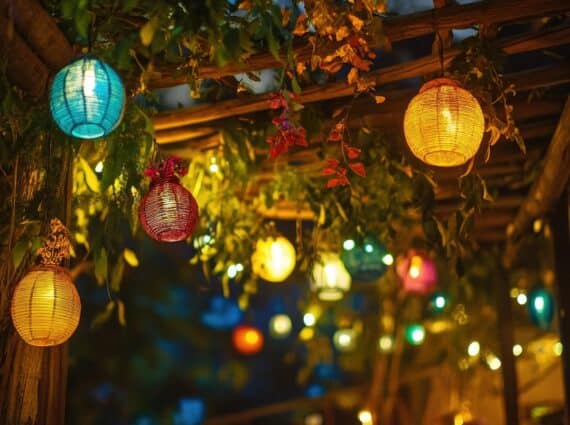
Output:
left=233, top=325, right=264, bottom=355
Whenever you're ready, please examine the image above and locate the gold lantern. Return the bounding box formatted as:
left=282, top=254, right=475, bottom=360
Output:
left=252, top=236, right=296, bottom=283
left=11, top=219, right=81, bottom=347
left=311, top=252, right=351, bottom=301
left=403, top=78, right=485, bottom=167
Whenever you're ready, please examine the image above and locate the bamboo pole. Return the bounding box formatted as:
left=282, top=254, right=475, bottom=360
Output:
left=148, top=0, right=570, bottom=88
left=152, top=25, right=570, bottom=131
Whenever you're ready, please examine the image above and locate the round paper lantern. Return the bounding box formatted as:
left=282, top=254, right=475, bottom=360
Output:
left=50, top=56, right=125, bottom=139
left=11, top=265, right=81, bottom=347
left=528, top=287, right=555, bottom=330
left=252, top=236, right=296, bottom=282
left=341, top=236, right=392, bottom=282
left=140, top=158, right=199, bottom=242
left=233, top=325, right=264, bottom=355
left=403, top=78, right=484, bottom=167
left=396, top=250, right=437, bottom=294
left=405, top=323, right=426, bottom=346
left=269, top=314, right=292, bottom=339
left=311, top=253, right=351, bottom=301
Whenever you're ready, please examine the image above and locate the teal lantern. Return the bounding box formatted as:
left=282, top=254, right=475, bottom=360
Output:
left=50, top=56, right=125, bottom=139
left=405, top=323, right=426, bottom=346
left=341, top=236, right=393, bottom=282
left=528, top=287, right=555, bottom=330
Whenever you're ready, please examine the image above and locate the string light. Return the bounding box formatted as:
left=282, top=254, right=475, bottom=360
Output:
left=333, top=329, right=357, bottom=352
left=343, top=239, right=355, bottom=250
left=303, top=313, right=316, bottom=327
left=405, top=324, right=426, bottom=346
left=378, top=335, right=394, bottom=353
left=516, top=293, right=528, bottom=305
left=486, top=354, right=502, bottom=370
left=513, top=344, right=523, bottom=357
left=467, top=341, right=480, bottom=357
left=227, top=263, right=243, bottom=279
left=358, top=409, right=373, bottom=425
left=94, top=161, right=104, bottom=173
left=269, top=314, right=292, bottom=339
left=382, top=253, right=394, bottom=266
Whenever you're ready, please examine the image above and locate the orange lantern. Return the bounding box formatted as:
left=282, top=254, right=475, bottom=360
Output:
left=232, top=325, right=264, bottom=355
left=403, top=78, right=484, bottom=167
left=11, top=219, right=81, bottom=347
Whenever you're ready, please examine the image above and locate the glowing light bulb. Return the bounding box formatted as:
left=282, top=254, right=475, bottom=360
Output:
left=364, top=244, right=374, bottom=253
left=534, top=296, right=545, bottom=313
left=343, top=239, right=355, bottom=251
left=487, top=354, right=501, bottom=370
left=227, top=264, right=238, bottom=278
left=516, top=293, right=527, bottom=305
left=382, top=253, right=394, bottom=266
left=434, top=295, right=446, bottom=310
left=467, top=341, right=480, bottom=357
left=409, top=255, right=423, bottom=278
left=94, top=161, right=104, bottom=173
left=358, top=409, right=373, bottom=425
left=303, top=313, right=316, bottom=327
left=405, top=324, right=425, bottom=345
left=554, top=342, right=563, bottom=356
left=441, top=107, right=458, bottom=133
left=269, top=314, right=292, bottom=338
left=378, top=335, right=394, bottom=353
left=83, top=68, right=96, bottom=96
left=513, top=344, right=523, bottom=357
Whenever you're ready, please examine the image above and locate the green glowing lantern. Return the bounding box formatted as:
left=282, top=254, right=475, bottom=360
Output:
left=50, top=56, right=125, bottom=139
left=528, top=287, right=555, bottom=330
left=341, top=236, right=393, bottom=282
left=405, top=323, right=426, bottom=346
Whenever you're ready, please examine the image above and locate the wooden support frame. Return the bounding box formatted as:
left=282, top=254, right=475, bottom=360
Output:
left=148, top=0, right=570, bottom=88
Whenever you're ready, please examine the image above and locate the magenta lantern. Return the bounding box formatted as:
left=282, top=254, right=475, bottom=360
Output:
left=396, top=250, right=437, bottom=294
left=140, top=157, right=199, bottom=242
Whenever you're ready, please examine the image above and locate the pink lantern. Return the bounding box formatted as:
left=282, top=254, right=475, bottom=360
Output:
left=396, top=250, right=437, bottom=294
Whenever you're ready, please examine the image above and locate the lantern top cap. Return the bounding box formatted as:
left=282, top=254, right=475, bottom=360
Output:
left=144, top=157, right=188, bottom=183
left=419, top=77, right=462, bottom=93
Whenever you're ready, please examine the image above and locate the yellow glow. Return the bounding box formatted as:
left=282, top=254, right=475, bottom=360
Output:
left=252, top=236, right=296, bottom=283
left=409, top=255, right=422, bottom=278
left=343, top=239, right=355, bottom=250
left=299, top=327, right=315, bottom=341
left=245, top=330, right=260, bottom=344
left=554, top=342, right=563, bottom=356
left=270, top=314, right=292, bottom=338
left=382, top=253, right=394, bottom=266
left=311, top=253, right=351, bottom=301
left=486, top=354, right=502, bottom=370
left=358, top=409, right=373, bottom=425
left=467, top=341, right=480, bottom=357
left=378, top=335, right=394, bottom=352
left=11, top=266, right=81, bottom=347
left=303, top=313, right=316, bottom=327
left=516, top=293, right=528, bottom=305
left=83, top=68, right=96, bottom=96
left=334, top=329, right=356, bottom=351
left=513, top=344, right=523, bottom=357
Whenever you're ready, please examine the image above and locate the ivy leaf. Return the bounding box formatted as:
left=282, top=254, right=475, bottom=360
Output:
left=349, top=162, right=366, bottom=177
left=79, top=157, right=100, bottom=193
left=123, top=248, right=139, bottom=267
left=327, top=178, right=345, bottom=188
left=94, top=247, right=108, bottom=286
left=345, top=146, right=361, bottom=159
left=140, top=16, right=159, bottom=47
left=291, top=77, right=302, bottom=95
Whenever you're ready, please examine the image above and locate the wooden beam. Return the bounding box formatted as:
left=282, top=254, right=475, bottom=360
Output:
left=152, top=25, right=570, bottom=131
left=0, top=12, right=49, bottom=97
left=507, top=97, right=570, bottom=240
left=0, top=0, right=73, bottom=71
left=148, top=0, right=570, bottom=88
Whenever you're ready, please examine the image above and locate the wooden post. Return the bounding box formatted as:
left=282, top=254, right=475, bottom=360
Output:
left=496, top=266, right=520, bottom=425
left=552, top=187, right=570, bottom=425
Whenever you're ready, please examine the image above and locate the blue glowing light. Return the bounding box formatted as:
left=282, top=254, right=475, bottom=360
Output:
left=50, top=56, right=125, bottom=139
left=201, top=296, right=242, bottom=330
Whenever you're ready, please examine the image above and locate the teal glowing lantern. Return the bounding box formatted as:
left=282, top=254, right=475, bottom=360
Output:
left=405, top=323, right=426, bottom=346
left=429, top=292, right=448, bottom=313
left=341, top=236, right=393, bottom=282
left=528, top=287, right=555, bottom=330
left=50, top=56, right=125, bottom=139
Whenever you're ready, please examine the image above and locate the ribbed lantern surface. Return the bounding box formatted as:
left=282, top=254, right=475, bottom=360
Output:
left=50, top=56, right=125, bottom=139
left=11, top=265, right=81, bottom=347
left=140, top=177, right=199, bottom=242
left=311, top=252, right=352, bottom=301
left=403, top=78, right=484, bottom=167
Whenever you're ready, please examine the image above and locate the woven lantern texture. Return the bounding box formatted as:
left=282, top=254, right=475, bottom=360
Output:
left=403, top=78, right=485, bottom=167
left=252, top=236, right=296, bottom=283
left=140, top=158, right=199, bottom=242
left=11, top=219, right=81, bottom=347
left=50, top=56, right=125, bottom=139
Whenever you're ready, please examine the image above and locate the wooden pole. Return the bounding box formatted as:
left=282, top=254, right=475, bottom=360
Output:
left=496, top=265, right=520, bottom=425
left=551, top=187, right=570, bottom=425
left=147, top=0, right=570, bottom=87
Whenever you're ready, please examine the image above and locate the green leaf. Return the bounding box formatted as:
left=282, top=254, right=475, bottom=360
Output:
left=12, top=239, right=29, bottom=269
left=291, top=77, right=301, bottom=95
left=110, top=256, right=125, bottom=292
left=266, top=30, right=280, bottom=61
left=94, top=247, right=108, bottom=286
left=140, top=16, right=159, bottom=47
left=116, top=299, right=127, bottom=326
left=79, top=157, right=101, bottom=193
left=91, top=301, right=115, bottom=328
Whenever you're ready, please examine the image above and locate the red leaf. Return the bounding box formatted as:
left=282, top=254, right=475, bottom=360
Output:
left=268, top=92, right=287, bottom=110
left=325, top=158, right=340, bottom=168
left=327, top=178, right=343, bottom=188
left=322, top=167, right=336, bottom=176
left=349, top=162, right=366, bottom=177
left=345, top=146, right=361, bottom=159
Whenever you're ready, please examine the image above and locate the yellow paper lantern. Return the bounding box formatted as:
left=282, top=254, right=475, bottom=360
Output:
left=252, top=236, right=296, bottom=283
left=11, top=265, right=81, bottom=347
left=403, top=78, right=485, bottom=167
left=311, top=253, right=351, bottom=301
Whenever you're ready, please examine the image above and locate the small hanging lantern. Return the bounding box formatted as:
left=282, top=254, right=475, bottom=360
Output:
left=341, top=235, right=392, bottom=282
left=528, top=287, right=555, bottom=330
left=311, top=252, right=351, bottom=301
left=252, top=236, right=296, bottom=283
left=396, top=250, right=438, bottom=295
left=11, top=219, right=81, bottom=347
left=140, top=157, right=199, bottom=242
left=403, top=78, right=484, bottom=167
left=50, top=56, right=125, bottom=139
left=233, top=324, right=264, bottom=355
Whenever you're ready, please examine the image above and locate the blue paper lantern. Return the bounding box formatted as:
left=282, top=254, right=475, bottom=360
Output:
left=50, top=56, right=125, bottom=139
left=528, top=287, right=555, bottom=330
left=341, top=236, right=392, bottom=282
